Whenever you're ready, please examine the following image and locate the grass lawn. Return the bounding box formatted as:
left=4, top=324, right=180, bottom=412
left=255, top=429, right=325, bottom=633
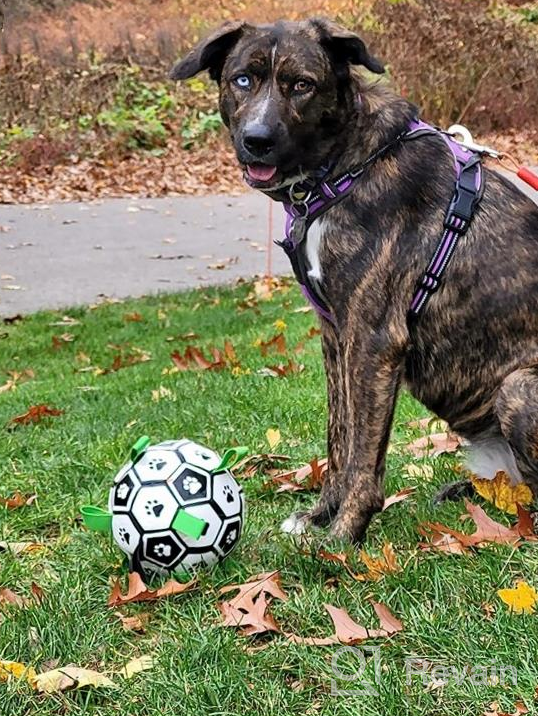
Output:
left=1, top=279, right=537, bottom=715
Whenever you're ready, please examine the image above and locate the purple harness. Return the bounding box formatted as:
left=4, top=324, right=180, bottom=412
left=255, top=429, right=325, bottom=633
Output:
left=278, top=119, right=484, bottom=327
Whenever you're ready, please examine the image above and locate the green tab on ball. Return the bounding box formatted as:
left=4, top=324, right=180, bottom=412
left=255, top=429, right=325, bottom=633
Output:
left=172, top=509, right=207, bottom=540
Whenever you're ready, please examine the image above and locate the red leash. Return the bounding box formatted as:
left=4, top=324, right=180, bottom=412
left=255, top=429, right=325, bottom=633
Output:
left=517, top=166, right=538, bottom=192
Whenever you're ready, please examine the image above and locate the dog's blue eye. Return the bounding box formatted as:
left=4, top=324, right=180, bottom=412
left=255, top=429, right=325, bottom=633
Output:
left=234, top=75, right=251, bottom=90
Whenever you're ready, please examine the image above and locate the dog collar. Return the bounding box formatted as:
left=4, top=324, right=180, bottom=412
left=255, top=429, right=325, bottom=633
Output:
left=275, top=119, right=485, bottom=328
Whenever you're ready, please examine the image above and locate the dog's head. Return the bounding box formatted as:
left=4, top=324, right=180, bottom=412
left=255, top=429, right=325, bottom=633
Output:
left=170, top=19, right=384, bottom=191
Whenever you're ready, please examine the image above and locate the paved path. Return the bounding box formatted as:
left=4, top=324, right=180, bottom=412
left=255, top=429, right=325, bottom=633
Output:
left=0, top=194, right=286, bottom=316
left=1, top=173, right=536, bottom=316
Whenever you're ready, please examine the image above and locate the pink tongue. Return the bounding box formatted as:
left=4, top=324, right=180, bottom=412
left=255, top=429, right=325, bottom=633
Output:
left=247, top=164, right=277, bottom=182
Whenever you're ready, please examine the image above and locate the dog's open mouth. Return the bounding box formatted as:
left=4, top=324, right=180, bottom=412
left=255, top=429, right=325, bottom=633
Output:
left=245, top=163, right=278, bottom=186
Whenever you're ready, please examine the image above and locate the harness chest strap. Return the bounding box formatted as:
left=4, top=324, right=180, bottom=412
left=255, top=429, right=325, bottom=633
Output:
left=277, top=119, right=485, bottom=328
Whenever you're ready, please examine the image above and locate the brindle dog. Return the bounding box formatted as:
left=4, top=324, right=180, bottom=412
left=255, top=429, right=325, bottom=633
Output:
left=171, top=19, right=538, bottom=543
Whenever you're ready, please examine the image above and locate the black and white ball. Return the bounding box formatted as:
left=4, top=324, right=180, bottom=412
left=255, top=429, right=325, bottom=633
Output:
left=108, top=439, right=244, bottom=578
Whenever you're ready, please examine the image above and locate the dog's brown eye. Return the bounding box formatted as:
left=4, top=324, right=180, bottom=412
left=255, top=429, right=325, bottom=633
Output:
left=293, top=79, right=313, bottom=94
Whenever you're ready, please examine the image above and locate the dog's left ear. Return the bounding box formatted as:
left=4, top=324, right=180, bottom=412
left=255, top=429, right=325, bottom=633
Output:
left=311, top=18, right=385, bottom=74
left=170, top=20, right=247, bottom=82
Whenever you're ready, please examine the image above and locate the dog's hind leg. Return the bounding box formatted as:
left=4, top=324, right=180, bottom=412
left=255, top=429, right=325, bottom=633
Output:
left=495, top=366, right=538, bottom=495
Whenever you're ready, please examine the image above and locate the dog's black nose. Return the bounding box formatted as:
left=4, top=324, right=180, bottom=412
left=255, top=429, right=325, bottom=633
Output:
left=242, top=125, right=275, bottom=157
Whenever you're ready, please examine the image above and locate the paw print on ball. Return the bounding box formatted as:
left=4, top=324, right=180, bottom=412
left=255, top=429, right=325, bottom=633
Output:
left=131, top=485, right=177, bottom=531
left=142, top=531, right=185, bottom=568
left=170, top=465, right=210, bottom=505
left=134, top=448, right=182, bottom=483
left=111, top=514, right=141, bottom=555
left=212, top=473, right=243, bottom=518
left=183, top=475, right=203, bottom=496
left=109, top=472, right=139, bottom=512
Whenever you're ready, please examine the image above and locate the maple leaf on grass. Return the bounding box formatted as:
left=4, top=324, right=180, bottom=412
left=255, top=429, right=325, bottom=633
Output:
left=497, top=581, right=537, bottom=614
left=8, top=405, right=63, bottom=427
left=0, top=491, right=36, bottom=509
left=107, top=572, right=196, bottom=607
left=470, top=470, right=532, bottom=514
left=258, top=333, right=286, bottom=356
left=419, top=500, right=535, bottom=553
left=288, top=601, right=403, bottom=646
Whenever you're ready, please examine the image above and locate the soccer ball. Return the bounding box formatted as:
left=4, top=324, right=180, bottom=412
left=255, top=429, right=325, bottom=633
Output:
left=108, top=439, right=245, bottom=579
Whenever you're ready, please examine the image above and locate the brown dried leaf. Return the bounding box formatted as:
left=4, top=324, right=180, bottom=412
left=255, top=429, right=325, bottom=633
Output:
left=234, top=453, right=291, bottom=479
left=258, top=333, right=286, bottom=356
left=218, top=571, right=288, bottom=637
left=123, top=312, right=143, bottom=322
left=419, top=499, right=533, bottom=553
left=406, top=432, right=462, bottom=458
left=114, top=611, right=150, bottom=633
left=107, top=572, right=196, bottom=607
left=9, top=405, right=63, bottom=426
left=271, top=458, right=327, bottom=493
left=382, top=486, right=416, bottom=511
left=0, top=492, right=37, bottom=510
left=288, top=601, right=403, bottom=646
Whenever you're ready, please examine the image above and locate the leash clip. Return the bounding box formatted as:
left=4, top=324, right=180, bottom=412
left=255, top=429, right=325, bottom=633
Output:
left=447, top=124, right=501, bottom=158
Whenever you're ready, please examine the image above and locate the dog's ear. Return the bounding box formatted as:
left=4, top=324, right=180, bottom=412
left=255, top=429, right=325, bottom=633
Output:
left=170, top=21, right=247, bottom=82
left=311, top=18, right=384, bottom=74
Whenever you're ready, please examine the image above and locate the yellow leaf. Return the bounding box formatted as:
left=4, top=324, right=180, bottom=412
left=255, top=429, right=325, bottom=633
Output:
left=34, top=666, right=117, bottom=693
left=118, top=655, right=154, bottom=679
left=404, top=463, right=434, bottom=480
left=0, top=660, right=37, bottom=685
left=273, top=319, right=287, bottom=331
left=266, top=428, right=281, bottom=450
left=498, top=581, right=537, bottom=614
left=471, top=471, right=532, bottom=514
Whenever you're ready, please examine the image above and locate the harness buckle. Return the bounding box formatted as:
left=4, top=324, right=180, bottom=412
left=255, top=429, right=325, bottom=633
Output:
left=417, top=271, right=441, bottom=293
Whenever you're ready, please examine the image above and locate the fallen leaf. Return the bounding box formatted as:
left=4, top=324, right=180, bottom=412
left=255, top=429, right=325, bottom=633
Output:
left=382, top=487, right=416, bottom=511
left=484, top=701, right=529, bottom=716
left=258, top=333, right=286, bottom=356
left=118, top=655, right=154, bottom=679
left=0, top=587, right=27, bottom=608
left=107, top=572, right=196, bottom=607
left=273, top=319, right=287, bottom=331
left=266, top=428, right=281, bottom=451
left=234, top=453, right=291, bottom=479
left=52, top=333, right=75, bottom=349
left=0, top=660, right=37, bottom=684
left=471, top=471, right=532, bottom=514
left=114, top=612, right=150, bottom=633
left=407, top=417, right=448, bottom=432
left=271, top=457, right=328, bottom=492
left=34, top=665, right=116, bottom=693
left=170, top=345, right=226, bottom=372
left=0, top=541, right=44, bottom=556
left=0, top=492, right=36, bottom=509
left=259, top=360, right=305, bottom=378
left=404, top=463, right=434, bottom=480
left=406, top=432, right=462, bottom=458
left=356, top=544, right=401, bottom=581
left=498, top=581, right=537, bottom=614
left=419, top=500, right=534, bottom=553
left=288, top=601, right=403, bottom=646
left=218, top=571, right=288, bottom=637
left=8, top=405, right=63, bottom=427
left=219, top=571, right=288, bottom=607
left=124, top=312, right=143, bottom=322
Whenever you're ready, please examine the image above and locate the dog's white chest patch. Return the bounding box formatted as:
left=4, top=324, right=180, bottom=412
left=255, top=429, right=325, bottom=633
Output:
left=305, top=218, right=325, bottom=282
left=466, top=438, right=523, bottom=484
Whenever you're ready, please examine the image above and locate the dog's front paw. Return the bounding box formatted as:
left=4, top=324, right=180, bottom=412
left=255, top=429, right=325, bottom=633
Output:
left=280, top=511, right=310, bottom=535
